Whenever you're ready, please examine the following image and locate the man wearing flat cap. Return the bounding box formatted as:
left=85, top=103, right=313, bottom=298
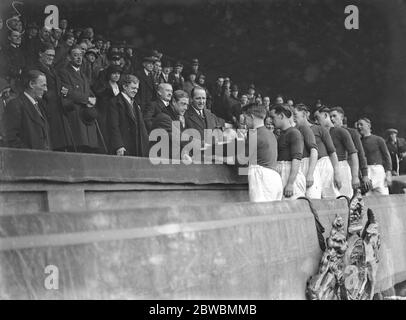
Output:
left=386, top=128, right=406, bottom=175
left=136, top=56, right=156, bottom=113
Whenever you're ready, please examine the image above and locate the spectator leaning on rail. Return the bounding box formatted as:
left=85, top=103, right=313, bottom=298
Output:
left=4, top=70, right=50, bottom=150
left=357, top=118, right=392, bottom=195
left=269, top=104, right=306, bottom=200
left=242, top=103, right=283, bottom=202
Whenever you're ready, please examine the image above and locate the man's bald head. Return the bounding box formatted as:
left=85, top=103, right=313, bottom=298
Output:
left=157, top=83, right=173, bottom=102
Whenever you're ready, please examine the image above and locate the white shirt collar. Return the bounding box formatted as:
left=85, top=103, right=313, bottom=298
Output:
left=193, top=107, right=203, bottom=116
left=144, top=69, right=149, bottom=76
left=161, top=99, right=169, bottom=107
left=71, top=65, right=80, bottom=72
left=109, top=81, right=120, bottom=96
left=121, top=92, right=133, bottom=105
left=24, top=92, right=37, bottom=105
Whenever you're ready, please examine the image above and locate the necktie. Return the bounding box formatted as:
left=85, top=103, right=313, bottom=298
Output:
left=179, top=115, right=185, bottom=128
left=200, top=110, right=205, bottom=118
left=129, top=100, right=136, bottom=119
left=33, top=101, right=44, bottom=119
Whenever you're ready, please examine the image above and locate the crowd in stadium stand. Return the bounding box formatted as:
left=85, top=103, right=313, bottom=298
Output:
left=0, top=16, right=405, bottom=201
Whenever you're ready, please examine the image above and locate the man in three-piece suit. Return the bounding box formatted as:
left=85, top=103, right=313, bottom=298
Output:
left=4, top=70, right=50, bottom=150
left=136, top=56, right=156, bottom=113
left=143, top=83, right=173, bottom=133
left=185, top=87, right=225, bottom=144
left=108, top=74, right=149, bottom=157
left=58, top=46, right=100, bottom=153
left=30, top=42, right=75, bottom=151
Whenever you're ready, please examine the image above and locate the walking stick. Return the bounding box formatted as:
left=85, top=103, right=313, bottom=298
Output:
left=94, top=119, right=108, bottom=154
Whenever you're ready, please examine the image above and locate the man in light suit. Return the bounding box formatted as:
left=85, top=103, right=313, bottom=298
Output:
left=4, top=70, right=50, bottom=150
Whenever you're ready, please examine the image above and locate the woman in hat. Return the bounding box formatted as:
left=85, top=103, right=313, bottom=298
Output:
left=94, top=65, right=123, bottom=148
left=83, top=48, right=102, bottom=86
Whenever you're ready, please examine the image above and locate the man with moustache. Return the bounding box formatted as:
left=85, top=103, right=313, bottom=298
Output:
left=143, top=83, right=173, bottom=133
left=58, top=46, right=100, bottom=153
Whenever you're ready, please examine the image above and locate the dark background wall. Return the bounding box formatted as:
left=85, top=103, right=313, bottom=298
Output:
left=1, top=0, right=406, bottom=136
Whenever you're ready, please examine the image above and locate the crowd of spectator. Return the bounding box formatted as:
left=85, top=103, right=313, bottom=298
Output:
left=0, top=14, right=405, bottom=201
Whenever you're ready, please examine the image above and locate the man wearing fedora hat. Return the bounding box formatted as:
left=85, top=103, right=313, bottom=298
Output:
left=386, top=128, right=406, bottom=175
left=136, top=56, right=157, bottom=112
left=169, top=61, right=185, bottom=91
left=159, top=60, right=172, bottom=84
